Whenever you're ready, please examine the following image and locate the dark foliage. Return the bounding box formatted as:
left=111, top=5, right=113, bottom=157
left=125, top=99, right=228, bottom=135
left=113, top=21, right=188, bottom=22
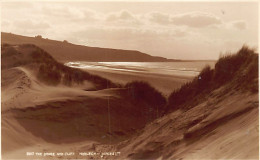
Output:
left=125, top=81, right=166, bottom=109
left=198, top=65, right=214, bottom=89
left=1, top=44, right=18, bottom=57
left=214, top=45, right=255, bottom=84
left=38, top=64, right=62, bottom=85
left=125, top=81, right=167, bottom=121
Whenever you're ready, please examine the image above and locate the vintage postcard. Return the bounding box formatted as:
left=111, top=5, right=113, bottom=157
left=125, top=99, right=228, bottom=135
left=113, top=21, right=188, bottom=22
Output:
left=1, top=0, right=259, bottom=159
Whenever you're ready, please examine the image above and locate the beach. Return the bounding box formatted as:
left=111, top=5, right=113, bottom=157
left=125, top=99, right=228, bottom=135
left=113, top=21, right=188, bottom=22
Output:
left=65, top=61, right=215, bottom=95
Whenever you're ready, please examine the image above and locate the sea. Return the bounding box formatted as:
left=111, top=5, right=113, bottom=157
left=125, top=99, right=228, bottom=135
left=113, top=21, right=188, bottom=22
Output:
left=65, top=61, right=216, bottom=77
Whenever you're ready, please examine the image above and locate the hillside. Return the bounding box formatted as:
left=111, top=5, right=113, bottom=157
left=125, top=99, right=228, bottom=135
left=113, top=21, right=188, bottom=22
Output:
left=1, top=32, right=179, bottom=62
left=113, top=46, right=259, bottom=159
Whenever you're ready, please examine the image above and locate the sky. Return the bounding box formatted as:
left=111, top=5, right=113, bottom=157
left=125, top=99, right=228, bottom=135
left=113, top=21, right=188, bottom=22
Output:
left=1, top=1, right=259, bottom=60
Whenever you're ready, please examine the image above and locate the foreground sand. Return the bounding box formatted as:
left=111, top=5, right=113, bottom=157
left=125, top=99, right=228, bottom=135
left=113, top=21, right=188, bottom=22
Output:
left=117, top=90, right=259, bottom=159
left=2, top=64, right=258, bottom=159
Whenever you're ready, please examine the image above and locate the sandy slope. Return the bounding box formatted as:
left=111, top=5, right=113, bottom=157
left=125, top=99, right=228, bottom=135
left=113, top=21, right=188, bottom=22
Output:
left=1, top=67, right=165, bottom=159
left=1, top=67, right=101, bottom=155
left=1, top=67, right=96, bottom=112
left=115, top=89, right=259, bottom=159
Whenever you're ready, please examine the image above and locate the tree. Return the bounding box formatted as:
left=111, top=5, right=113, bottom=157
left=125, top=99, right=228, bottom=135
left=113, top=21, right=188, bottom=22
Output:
left=35, top=35, right=42, bottom=39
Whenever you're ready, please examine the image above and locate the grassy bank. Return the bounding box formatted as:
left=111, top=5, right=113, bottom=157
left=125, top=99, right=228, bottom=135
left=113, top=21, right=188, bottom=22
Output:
left=167, top=45, right=258, bottom=112
left=1, top=43, right=119, bottom=89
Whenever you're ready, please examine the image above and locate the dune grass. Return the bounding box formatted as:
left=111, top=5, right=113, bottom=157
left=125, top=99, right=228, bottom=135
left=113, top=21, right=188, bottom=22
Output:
left=167, top=45, right=258, bottom=112
left=1, top=43, right=119, bottom=89
left=124, top=81, right=167, bottom=119
left=125, top=81, right=166, bottom=108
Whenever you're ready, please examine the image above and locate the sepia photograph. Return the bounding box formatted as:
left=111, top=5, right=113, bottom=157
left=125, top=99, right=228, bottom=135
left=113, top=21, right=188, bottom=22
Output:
left=1, top=0, right=259, bottom=159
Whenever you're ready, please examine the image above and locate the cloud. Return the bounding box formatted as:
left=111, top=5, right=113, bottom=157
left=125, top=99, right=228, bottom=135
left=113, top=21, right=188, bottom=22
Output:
left=13, top=20, right=50, bottom=29
left=69, top=26, right=189, bottom=58
left=106, top=10, right=135, bottom=21
left=73, top=27, right=154, bottom=41
left=83, top=9, right=101, bottom=21
left=105, top=10, right=142, bottom=25
left=147, top=12, right=170, bottom=25
left=1, top=2, right=257, bottom=60
left=147, top=11, right=222, bottom=28
left=41, top=6, right=85, bottom=21
left=230, top=20, right=247, bottom=30
left=72, top=26, right=186, bottom=42
left=171, top=12, right=222, bottom=28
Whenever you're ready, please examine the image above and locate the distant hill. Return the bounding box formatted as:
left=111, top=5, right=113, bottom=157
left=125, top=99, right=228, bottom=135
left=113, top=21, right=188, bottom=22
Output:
left=1, top=32, right=179, bottom=62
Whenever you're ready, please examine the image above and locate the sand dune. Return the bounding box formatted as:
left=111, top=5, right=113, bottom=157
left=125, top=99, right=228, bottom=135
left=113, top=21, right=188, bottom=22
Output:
left=1, top=44, right=169, bottom=158
left=115, top=91, right=258, bottom=159
left=1, top=44, right=258, bottom=159
left=2, top=66, right=159, bottom=157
